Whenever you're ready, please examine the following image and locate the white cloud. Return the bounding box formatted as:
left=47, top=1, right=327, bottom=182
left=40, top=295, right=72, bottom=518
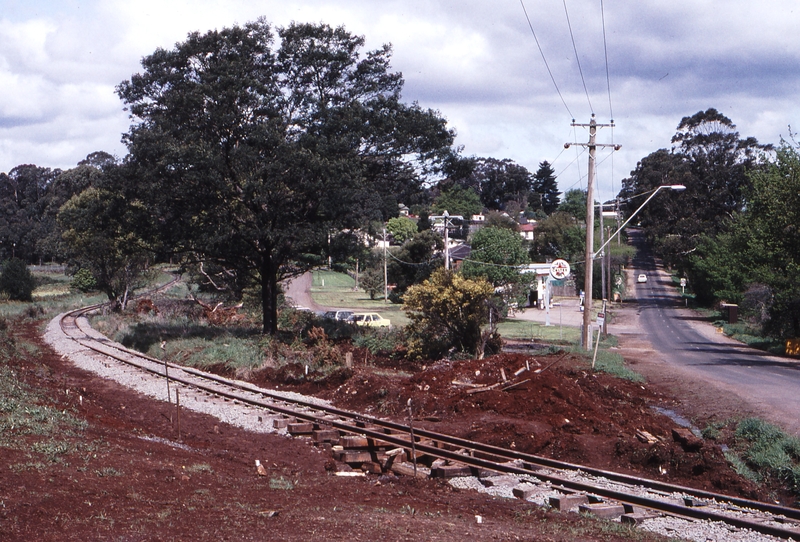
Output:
left=0, top=0, right=798, bottom=203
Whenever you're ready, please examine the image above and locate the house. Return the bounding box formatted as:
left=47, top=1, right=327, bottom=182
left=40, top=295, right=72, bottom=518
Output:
left=448, top=243, right=471, bottom=270
left=518, top=222, right=535, bottom=241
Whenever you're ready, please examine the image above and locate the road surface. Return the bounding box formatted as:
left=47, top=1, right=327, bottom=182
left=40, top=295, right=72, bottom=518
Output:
left=629, top=230, right=800, bottom=436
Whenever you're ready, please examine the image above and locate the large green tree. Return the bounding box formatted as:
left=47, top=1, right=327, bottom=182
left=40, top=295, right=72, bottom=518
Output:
left=689, top=140, right=800, bottom=337
left=118, top=20, right=454, bottom=334
left=620, top=109, right=769, bottom=269
left=58, top=178, right=154, bottom=309
left=531, top=160, right=560, bottom=214
left=557, top=189, right=588, bottom=220
left=461, top=226, right=528, bottom=287
left=0, top=165, right=61, bottom=262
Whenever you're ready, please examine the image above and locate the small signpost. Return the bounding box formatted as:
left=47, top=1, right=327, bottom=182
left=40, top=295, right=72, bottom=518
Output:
left=596, top=312, right=605, bottom=327
left=546, top=259, right=571, bottom=327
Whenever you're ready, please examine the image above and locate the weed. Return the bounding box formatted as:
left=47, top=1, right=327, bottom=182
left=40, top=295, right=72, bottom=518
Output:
left=584, top=348, right=645, bottom=382
left=95, top=467, right=122, bottom=477
left=399, top=504, right=416, bottom=515
left=269, top=476, right=294, bottom=490
left=184, top=463, right=214, bottom=474
left=31, top=440, right=73, bottom=462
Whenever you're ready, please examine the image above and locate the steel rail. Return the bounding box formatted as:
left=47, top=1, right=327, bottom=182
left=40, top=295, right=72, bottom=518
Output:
left=60, top=307, right=800, bottom=540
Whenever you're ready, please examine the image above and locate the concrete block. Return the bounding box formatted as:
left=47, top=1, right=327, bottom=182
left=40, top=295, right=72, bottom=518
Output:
left=390, top=461, right=430, bottom=478
left=512, top=484, right=539, bottom=500
left=578, top=503, right=626, bottom=519
left=272, top=418, right=292, bottom=429
left=549, top=494, right=589, bottom=511
left=340, top=435, right=370, bottom=448
left=312, top=429, right=340, bottom=443
left=432, top=465, right=473, bottom=479
left=287, top=422, right=314, bottom=435
left=334, top=450, right=373, bottom=464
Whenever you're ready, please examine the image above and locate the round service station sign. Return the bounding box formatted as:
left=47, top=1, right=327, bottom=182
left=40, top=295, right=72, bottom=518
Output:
left=549, top=259, right=571, bottom=280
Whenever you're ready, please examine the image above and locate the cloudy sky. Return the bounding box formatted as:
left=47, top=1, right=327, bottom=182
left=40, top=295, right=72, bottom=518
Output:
left=2, top=0, right=799, bottom=202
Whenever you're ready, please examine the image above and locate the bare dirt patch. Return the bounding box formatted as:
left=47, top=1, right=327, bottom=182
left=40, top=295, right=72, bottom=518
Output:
left=3, top=319, right=679, bottom=542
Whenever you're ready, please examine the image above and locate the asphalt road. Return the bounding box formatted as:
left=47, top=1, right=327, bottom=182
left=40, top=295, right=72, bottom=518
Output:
left=630, top=230, right=800, bottom=436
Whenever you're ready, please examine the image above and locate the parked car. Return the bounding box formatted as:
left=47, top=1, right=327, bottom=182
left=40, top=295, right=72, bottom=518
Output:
left=352, top=312, right=391, bottom=328
left=637, top=274, right=648, bottom=283
left=323, top=310, right=354, bottom=321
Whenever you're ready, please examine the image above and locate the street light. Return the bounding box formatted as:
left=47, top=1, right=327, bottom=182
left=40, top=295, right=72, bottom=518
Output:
left=593, top=184, right=685, bottom=259
left=582, top=184, right=685, bottom=349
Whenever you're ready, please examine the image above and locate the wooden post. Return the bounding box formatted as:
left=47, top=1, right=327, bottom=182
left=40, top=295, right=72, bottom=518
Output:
left=407, top=399, right=417, bottom=477
left=176, top=388, right=181, bottom=441
left=165, top=359, right=171, bottom=404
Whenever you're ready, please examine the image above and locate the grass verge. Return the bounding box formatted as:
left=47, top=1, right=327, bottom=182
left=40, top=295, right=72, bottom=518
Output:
left=729, top=418, right=800, bottom=500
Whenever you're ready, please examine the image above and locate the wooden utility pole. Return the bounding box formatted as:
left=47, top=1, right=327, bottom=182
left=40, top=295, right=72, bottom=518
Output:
left=565, top=115, right=619, bottom=349
left=383, top=228, right=388, bottom=303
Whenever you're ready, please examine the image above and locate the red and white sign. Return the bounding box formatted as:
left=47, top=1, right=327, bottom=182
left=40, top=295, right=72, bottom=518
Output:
left=597, top=312, right=605, bottom=326
left=549, top=259, right=571, bottom=280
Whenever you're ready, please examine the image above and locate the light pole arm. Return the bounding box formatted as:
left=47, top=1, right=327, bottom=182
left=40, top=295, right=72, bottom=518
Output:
left=593, top=185, right=685, bottom=259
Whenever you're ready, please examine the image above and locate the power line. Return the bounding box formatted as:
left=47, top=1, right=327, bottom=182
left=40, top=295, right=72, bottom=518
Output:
left=600, top=0, right=614, bottom=121
left=562, top=0, right=593, bottom=114
left=600, top=0, right=616, bottom=199
left=519, top=0, right=574, bottom=119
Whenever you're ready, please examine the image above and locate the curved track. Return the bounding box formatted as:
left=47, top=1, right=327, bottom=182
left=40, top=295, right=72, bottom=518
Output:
left=58, top=302, right=800, bottom=540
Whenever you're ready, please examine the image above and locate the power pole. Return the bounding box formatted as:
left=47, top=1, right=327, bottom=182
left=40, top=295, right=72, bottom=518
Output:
left=430, top=210, right=463, bottom=272
left=383, top=227, right=388, bottom=303
left=565, top=115, right=619, bottom=349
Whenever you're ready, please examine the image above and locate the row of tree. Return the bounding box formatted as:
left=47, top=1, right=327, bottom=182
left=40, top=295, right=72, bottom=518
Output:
left=621, top=108, right=800, bottom=338
left=5, top=18, right=793, bottom=342
left=0, top=19, right=565, bottom=338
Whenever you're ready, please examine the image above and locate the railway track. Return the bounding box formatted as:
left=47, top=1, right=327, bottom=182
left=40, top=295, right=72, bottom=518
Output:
left=56, top=303, right=800, bottom=540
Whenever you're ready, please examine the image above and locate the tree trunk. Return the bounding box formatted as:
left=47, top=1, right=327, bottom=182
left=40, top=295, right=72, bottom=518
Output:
left=261, top=260, right=279, bottom=335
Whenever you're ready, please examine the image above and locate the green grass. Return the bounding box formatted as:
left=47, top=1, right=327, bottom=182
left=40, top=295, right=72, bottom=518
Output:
left=310, top=270, right=410, bottom=326
left=731, top=418, right=800, bottom=498
left=497, top=319, right=580, bottom=344
left=586, top=347, right=645, bottom=382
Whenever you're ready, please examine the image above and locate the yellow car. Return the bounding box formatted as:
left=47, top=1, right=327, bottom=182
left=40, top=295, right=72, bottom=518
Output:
left=352, top=312, right=391, bottom=328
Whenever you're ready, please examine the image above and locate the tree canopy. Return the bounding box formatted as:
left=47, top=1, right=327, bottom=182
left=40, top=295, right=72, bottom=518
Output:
left=689, top=139, right=800, bottom=337
left=620, top=108, right=769, bottom=270
left=117, top=20, right=454, bottom=333
left=531, top=160, right=560, bottom=214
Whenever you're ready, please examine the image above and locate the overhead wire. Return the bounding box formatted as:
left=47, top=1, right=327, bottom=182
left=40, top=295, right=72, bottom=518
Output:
left=562, top=0, right=593, bottom=114
left=600, top=0, right=614, bottom=121
left=519, top=0, right=574, bottom=119
left=600, top=0, right=617, bottom=202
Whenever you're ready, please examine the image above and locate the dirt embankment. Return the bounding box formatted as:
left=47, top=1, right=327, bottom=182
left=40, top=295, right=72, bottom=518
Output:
left=4, top=320, right=682, bottom=542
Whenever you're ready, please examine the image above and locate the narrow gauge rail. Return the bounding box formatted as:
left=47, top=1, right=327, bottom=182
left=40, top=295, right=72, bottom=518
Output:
left=60, top=305, right=800, bottom=540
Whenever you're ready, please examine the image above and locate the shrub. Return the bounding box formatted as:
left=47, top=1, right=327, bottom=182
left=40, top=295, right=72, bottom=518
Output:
left=0, top=258, right=36, bottom=301
left=70, top=268, right=98, bottom=292
left=403, top=269, right=494, bottom=360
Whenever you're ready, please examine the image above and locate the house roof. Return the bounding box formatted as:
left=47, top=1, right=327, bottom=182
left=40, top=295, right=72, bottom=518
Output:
left=448, top=244, right=471, bottom=260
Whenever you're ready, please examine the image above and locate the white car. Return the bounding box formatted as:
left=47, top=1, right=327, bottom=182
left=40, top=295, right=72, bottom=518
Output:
left=352, top=312, right=391, bottom=328
left=637, top=274, right=648, bottom=283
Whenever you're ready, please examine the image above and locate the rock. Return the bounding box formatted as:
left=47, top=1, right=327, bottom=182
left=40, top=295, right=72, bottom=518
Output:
left=671, top=427, right=703, bottom=452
